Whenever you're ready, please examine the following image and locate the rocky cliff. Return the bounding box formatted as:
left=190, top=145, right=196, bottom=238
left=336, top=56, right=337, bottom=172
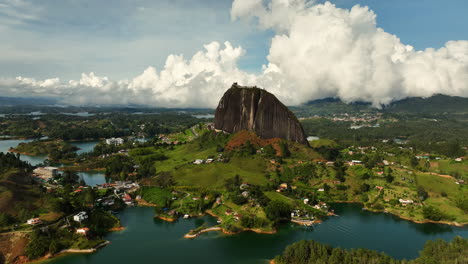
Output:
left=214, top=83, right=309, bottom=145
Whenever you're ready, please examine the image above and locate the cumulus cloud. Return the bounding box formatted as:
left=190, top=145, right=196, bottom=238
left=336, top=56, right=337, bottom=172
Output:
left=1, top=0, right=467, bottom=107
left=0, top=41, right=256, bottom=107
left=232, top=0, right=468, bottom=107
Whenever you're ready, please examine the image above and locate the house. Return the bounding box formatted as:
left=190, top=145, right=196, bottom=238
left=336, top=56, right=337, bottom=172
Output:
left=375, top=186, right=384, bottom=191
left=193, top=159, right=204, bottom=165
left=276, top=183, right=288, bottom=192
left=318, top=188, right=324, bottom=192
left=73, top=211, right=88, bottom=222
left=325, top=161, right=334, bottom=166
left=27, top=218, right=42, bottom=225
left=399, top=199, right=414, bottom=206
left=348, top=160, right=362, bottom=166
left=76, top=228, right=90, bottom=235
left=241, top=191, right=249, bottom=198
left=239, top=183, right=249, bottom=190
left=206, top=158, right=214, bottom=163
left=33, top=167, right=58, bottom=180
left=105, top=137, right=124, bottom=145
left=303, top=198, right=309, bottom=205
left=122, top=193, right=133, bottom=205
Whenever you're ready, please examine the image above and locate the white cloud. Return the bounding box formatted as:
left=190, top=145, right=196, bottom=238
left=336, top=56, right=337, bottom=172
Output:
left=0, top=0, right=467, bottom=107
left=0, top=41, right=256, bottom=107
left=231, top=0, right=468, bottom=107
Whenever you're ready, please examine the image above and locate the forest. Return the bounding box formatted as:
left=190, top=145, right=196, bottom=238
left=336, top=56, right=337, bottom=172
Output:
left=274, top=236, right=468, bottom=264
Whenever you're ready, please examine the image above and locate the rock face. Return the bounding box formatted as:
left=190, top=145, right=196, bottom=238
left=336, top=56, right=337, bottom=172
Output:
left=215, top=83, right=309, bottom=145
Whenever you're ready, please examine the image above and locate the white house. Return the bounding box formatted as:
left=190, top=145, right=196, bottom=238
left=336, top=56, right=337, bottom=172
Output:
left=27, top=218, right=42, bottom=225
left=73, top=211, right=88, bottom=222
left=193, top=159, right=204, bottom=165
left=399, top=199, right=414, bottom=205
left=105, top=137, right=124, bottom=145
left=76, top=227, right=90, bottom=235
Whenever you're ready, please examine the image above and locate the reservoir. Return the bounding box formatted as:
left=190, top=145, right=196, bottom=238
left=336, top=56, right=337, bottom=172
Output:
left=0, top=139, right=99, bottom=166
left=44, top=203, right=467, bottom=264
left=0, top=139, right=104, bottom=185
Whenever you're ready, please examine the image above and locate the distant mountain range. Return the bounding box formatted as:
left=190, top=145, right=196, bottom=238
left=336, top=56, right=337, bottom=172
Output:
left=0, top=96, right=58, bottom=106
left=291, top=94, right=468, bottom=116
left=0, top=94, right=467, bottom=115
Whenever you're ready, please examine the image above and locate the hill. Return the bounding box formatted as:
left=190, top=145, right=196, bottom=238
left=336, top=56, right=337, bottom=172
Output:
left=215, top=83, right=309, bottom=145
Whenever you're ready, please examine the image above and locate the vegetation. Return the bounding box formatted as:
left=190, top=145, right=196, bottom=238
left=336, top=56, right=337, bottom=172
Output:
left=273, top=236, right=468, bottom=264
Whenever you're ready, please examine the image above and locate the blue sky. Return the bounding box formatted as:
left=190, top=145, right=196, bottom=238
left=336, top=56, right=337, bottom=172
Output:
left=0, top=0, right=466, bottom=80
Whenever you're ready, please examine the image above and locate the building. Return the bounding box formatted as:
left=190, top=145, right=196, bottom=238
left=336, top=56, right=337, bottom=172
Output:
left=193, top=159, right=204, bottom=165
left=76, top=228, right=90, bottom=235
left=399, top=199, right=414, bottom=206
left=27, top=218, right=42, bottom=225
left=73, top=211, right=88, bottom=222
left=105, top=137, right=124, bottom=145
left=33, top=167, right=58, bottom=180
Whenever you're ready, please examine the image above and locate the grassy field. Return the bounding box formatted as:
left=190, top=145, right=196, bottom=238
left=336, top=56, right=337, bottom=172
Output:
left=171, top=157, right=269, bottom=188
left=155, top=144, right=218, bottom=172
left=429, top=160, right=468, bottom=178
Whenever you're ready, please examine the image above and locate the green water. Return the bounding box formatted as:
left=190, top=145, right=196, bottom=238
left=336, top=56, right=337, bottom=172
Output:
left=45, top=203, right=467, bottom=264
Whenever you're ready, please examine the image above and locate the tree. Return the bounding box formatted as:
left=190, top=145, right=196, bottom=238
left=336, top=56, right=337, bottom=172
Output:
left=417, top=186, right=428, bottom=201
left=155, top=172, right=175, bottom=187
left=422, top=206, right=445, bottom=221
left=0, top=213, right=14, bottom=227
left=265, top=200, right=292, bottom=222
left=359, top=183, right=370, bottom=193
left=62, top=170, right=79, bottom=185
left=279, top=142, right=291, bottom=158
left=385, top=174, right=394, bottom=183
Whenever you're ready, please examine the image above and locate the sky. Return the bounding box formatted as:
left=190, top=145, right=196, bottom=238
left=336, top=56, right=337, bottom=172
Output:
left=0, top=0, right=467, bottom=107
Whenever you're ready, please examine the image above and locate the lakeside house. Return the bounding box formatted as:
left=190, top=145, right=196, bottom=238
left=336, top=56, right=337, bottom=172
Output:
left=27, top=218, right=42, bottom=225
left=73, top=211, right=88, bottom=222
left=122, top=193, right=133, bottom=205
left=76, top=228, right=90, bottom=236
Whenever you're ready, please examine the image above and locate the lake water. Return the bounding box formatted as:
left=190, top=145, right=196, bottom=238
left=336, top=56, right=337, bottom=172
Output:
left=0, top=139, right=99, bottom=166
left=77, top=171, right=109, bottom=186
left=0, top=139, right=102, bottom=185
left=44, top=203, right=467, bottom=264
left=70, top=141, right=100, bottom=155
left=192, top=114, right=215, bottom=119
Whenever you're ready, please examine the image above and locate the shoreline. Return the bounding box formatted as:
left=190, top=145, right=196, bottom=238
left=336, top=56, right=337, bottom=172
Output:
left=334, top=201, right=467, bottom=227
left=157, top=215, right=177, bottom=222
left=30, top=241, right=110, bottom=264
left=136, top=199, right=158, bottom=207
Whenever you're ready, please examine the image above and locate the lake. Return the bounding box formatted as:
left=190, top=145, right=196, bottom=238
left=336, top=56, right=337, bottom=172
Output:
left=44, top=203, right=467, bottom=264
left=0, top=139, right=99, bottom=166
left=77, top=171, right=110, bottom=186
left=0, top=139, right=104, bottom=186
